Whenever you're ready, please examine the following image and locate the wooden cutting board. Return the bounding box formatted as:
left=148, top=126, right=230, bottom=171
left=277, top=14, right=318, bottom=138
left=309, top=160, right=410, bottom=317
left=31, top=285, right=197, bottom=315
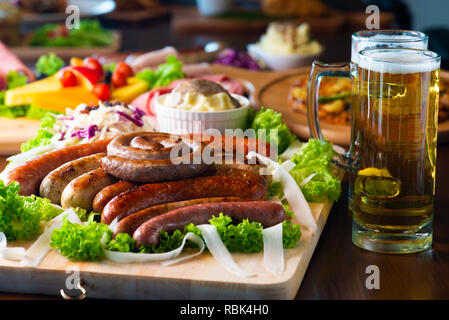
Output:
left=0, top=117, right=41, bottom=155
left=0, top=200, right=332, bottom=300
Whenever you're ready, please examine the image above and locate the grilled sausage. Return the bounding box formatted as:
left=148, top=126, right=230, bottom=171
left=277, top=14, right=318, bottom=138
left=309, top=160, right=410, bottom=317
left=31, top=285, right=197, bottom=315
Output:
left=39, top=153, right=106, bottom=205
left=114, top=197, right=243, bottom=236
left=101, top=132, right=210, bottom=183
left=4, top=139, right=111, bottom=196
left=92, top=180, right=135, bottom=213
left=61, top=168, right=118, bottom=211
left=101, top=168, right=267, bottom=225
left=133, top=201, right=286, bottom=247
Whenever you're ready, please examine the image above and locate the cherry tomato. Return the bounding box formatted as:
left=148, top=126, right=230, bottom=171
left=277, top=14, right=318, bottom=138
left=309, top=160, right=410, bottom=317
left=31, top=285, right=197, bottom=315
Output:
left=59, top=69, right=77, bottom=87
left=115, top=62, right=133, bottom=78
left=93, top=83, right=111, bottom=101
left=83, top=57, right=103, bottom=75
left=111, top=70, right=127, bottom=88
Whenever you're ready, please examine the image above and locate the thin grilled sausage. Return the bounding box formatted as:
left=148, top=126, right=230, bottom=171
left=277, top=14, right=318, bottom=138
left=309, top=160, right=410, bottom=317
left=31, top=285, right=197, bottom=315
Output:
left=4, top=139, right=111, bottom=196
left=61, top=168, right=118, bottom=211
left=114, top=197, right=243, bottom=236
left=92, top=180, right=135, bottom=213
left=101, top=169, right=267, bottom=225
left=133, top=201, right=286, bottom=247
left=39, top=153, right=106, bottom=205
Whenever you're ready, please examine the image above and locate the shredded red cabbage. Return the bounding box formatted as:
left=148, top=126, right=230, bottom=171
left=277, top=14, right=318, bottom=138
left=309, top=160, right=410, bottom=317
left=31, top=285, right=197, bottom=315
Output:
left=70, top=125, right=99, bottom=139
left=215, top=49, right=260, bottom=70
left=116, top=111, right=144, bottom=127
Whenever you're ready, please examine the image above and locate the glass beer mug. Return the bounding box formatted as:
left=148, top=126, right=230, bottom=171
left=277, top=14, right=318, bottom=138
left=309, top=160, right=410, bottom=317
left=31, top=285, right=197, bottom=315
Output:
left=308, top=33, right=440, bottom=253
left=309, top=30, right=428, bottom=213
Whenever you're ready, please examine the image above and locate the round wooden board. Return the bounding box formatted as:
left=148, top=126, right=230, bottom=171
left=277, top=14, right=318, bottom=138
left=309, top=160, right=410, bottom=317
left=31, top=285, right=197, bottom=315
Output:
left=254, top=67, right=449, bottom=146
left=256, top=67, right=351, bottom=146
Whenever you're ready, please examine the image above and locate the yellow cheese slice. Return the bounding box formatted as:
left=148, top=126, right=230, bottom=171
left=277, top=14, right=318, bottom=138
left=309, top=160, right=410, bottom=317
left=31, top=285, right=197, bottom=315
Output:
left=111, top=78, right=150, bottom=104
left=29, top=87, right=100, bottom=113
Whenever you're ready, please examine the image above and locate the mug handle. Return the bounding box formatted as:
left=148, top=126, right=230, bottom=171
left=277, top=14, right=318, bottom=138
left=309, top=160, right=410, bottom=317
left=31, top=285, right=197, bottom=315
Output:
left=307, top=60, right=360, bottom=172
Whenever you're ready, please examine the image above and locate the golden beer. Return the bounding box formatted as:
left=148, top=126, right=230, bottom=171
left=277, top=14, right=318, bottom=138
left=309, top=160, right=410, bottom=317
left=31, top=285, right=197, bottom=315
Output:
left=347, top=30, right=428, bottom=213
left=351, top=48, right=440, bottom=252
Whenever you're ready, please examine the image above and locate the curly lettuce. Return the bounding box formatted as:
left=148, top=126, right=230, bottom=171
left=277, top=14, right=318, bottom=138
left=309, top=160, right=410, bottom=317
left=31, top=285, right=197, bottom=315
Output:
left=250, top=107, right=296, bottom=154
left=290, top=138, right=341, bottom=202
left=290, top=166, right=341, bottom=202
left=20, top=112, right=56, bottom=152
left=291, top=138, right=336, bottom=168
left=30, top=19, right=113, bottom=47
left=35, top=53, right=65, bottom=77
left=0, top=181, right=63, bottom=240
left=136, top=55, right=185, bottom=89
left=6, top=70, right=28, bottom=89
left=50, top=217, right=109, bottom=261
left=140, top=213, right=301, bottom=254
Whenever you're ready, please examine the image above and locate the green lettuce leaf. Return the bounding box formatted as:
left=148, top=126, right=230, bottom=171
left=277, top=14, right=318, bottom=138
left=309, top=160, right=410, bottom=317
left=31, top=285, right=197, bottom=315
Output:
left=30, top=19, right=113, bottom=47
left=50, top=217, right=110, bottom=261
left=20, top=112, right=56, bottom=152
left=6, top=70, right=28, bottom=89
left=250, top=107, right=296, bottom=154
left=35, top=53, right=65, bottom=77
left=140, top=213, right=301, bottom=254
left=0, top=181, right=63, bottom=240
left=135, top=55, right=184, bottom=89
left=106, top=233, right=136, bottom=252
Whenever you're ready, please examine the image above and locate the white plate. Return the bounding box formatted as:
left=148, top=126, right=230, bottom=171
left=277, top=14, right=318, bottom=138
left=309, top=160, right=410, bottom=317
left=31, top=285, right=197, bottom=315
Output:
left=248, top=43, right=320, bottom=71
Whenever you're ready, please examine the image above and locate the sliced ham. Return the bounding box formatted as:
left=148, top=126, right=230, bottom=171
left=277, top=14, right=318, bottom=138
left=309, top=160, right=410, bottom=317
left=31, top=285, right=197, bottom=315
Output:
left=182, top=63, right=212, bottom=77
left=131, top=46, right=179, bottom=73
left=0, top=41, right=35, bottom=82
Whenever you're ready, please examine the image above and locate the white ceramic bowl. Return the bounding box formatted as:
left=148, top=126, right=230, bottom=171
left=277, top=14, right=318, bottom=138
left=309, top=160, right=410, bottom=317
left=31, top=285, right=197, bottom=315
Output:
left=155, top=94, right=250, bottom=134
left=247, top=43, right=320, bottom=71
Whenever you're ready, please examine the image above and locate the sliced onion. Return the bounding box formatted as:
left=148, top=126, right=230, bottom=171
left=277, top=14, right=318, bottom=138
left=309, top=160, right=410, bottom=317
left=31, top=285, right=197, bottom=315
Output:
left=300, top=173, right=317, bottom=187
left=279, top=140, right=303, bottom=161
left=0, top=232, right=26, bottom=261
left=262, top=223, right=284, bottom=275
left=108, top=218, right=118, bottom=234
left=197, top=224, right=255, bottom=278
left=104, top=232, right=204, bottom=264
left=247, top=151, right=316, bottom=233
left=333, top=144, right=346, bottom=156
left=21, top=209, right=81, bottom=267
left=280, top=159, right=296, bottom=172
left=6, top=143, right=55, bottom=164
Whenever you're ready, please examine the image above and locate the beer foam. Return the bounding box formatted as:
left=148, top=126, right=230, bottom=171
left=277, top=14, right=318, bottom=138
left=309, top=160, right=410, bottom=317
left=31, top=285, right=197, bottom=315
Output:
left=358, top=50, right=440, bottom=74
left=351, top=34, right=428, bottom=63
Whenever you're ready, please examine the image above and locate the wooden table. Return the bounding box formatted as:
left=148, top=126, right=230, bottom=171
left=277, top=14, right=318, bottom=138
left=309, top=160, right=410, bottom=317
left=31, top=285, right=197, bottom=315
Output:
left=1, top=144, right=449, bottom=300
left=2, top=11, right=449, bottom=300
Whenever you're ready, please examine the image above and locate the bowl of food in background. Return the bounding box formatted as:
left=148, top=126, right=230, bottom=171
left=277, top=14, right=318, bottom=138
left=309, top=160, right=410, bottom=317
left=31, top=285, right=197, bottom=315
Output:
left=248, top=22, right=323, bottom=71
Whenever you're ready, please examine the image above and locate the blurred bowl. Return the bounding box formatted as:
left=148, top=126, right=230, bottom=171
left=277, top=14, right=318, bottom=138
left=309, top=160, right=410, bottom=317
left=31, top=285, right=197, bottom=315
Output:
left=247, top=43, right=320, bottom=71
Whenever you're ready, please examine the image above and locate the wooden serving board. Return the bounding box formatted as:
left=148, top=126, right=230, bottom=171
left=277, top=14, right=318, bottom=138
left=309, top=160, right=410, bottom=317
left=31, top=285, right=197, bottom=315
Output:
left=0, top=117, right=41, bottom=155
left=0, top=200, right=331, bottom=300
